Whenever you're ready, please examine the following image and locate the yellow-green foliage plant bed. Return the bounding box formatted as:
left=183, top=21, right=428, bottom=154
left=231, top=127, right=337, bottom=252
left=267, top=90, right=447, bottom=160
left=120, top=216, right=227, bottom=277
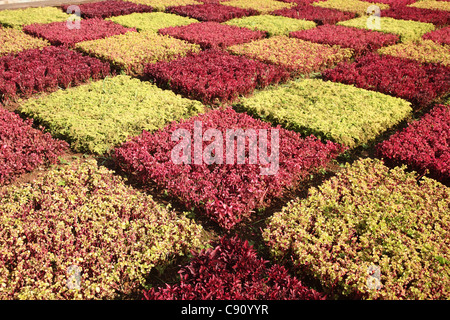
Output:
left=108, top=12, right=199, bottom=32
left=223, top=14, right=316, bottom=37
left=0, top=27, right=49, bottom=56
left=409, top=0, right=450, bottom=11
left=0, top=158, right=204, bottom=300
left=223, top=0, right=296, bottom=14
left=263, top=158, right=450, bottom=299
left=0, top=7, right=70, bottom=29
left=378, top=39, right=450, bottom=66
left=234, top=78, right=412, bottom=148
left=312, top=0, right=389, bottom=14
left=75, top=30, right=200, bottom=75
left=127, top=0, right=201, bottom=11
left=337, top=16, right=435, bottom=42
left=18, top=75, right=205, bottom=155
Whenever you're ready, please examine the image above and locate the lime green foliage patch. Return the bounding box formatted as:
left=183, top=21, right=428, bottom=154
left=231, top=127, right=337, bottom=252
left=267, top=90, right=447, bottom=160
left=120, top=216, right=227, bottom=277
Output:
left=379, top=39, right=450, bottom=66
left=312, top=0, right=389, bottom=14
left=0, top=158, right=204, bottom=299
left=223, top=14, right=316, bottom=36
left=0, top=7, right=70, bottom=29
left=75, top=31, right=200, bottom=75
left=338, top=16, right=435, bottom=42
left=18, top=75, right=205, bottom=155
left=223, top=0, right=295, bottom=13
left=127, top=0, right=201, bottom=11
left=235, top=79, right=412, bottom=148
left=409, top=0, right=450, bottom=11
left=263, top=158, right=450, bottom=299
left=108, top=12, right=198, bottom=32
left=0, top=27, right=49, bottom=56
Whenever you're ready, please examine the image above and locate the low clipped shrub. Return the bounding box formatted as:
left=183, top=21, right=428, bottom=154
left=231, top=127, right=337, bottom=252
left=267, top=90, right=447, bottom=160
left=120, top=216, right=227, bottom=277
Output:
left=126, top=0, right=201, bottom=11
left=113, top=107, right=344, bottom=230
left=227, top=35, right=353, bottom=76
left=108, top=12, right=198, bottom=32
left=263, top=157, right=450, bottom=299
left=0, top=46, right=110, bottom=102
left=23, top=19, right=136, bottom=47
left=75, top=31, right=200, bottom=75
left=423, top=26, right=450, bottom=45
left=224, top=14, right=316, bottom=36
left=235, top=78, right=412, bottom=148
left=0, top=7, right=70, bottom=29
left=0, top=27, right=49, bottom=56
left=409, top=0, right=450, bottom=10
left=0, top=107, right=68, bottom=186
left=0, top=158, right=204, bottom=299
left=61, top=0, right=154, bottom=19
left=222, top=0, right=296, bottom=13
left=158, top=21, right=265, bottom=49
left=376, top=104, right=450, bottom=184
left=378, top=39, right=450, bottom=66
left=322, top=53, right=450, bottom=108
left=18, top=75, right=204, bottom=155
left=337, top=16, right=435, bottom=42
left=381, top=6, right=450, bottom=26
left=144, top=236, right=326, bottom=300
left=271, top=4, right=356, bottom=25
left=144, top=49, right=290, bottom=105
left=312, top=0, right=389, bottom=14
left=290, top=24, right=399, bottom=56
left=165, top=3, right=258, bottom=22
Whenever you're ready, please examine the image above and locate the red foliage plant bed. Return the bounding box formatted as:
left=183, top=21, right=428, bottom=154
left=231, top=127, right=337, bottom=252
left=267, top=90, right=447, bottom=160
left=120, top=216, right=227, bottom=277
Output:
left=377, top=104, right=450, bottom=184
left=290, top=24, right=399, bottom=56
left=322, top=53, right=450, bottom=108
left=158, top=21, right=266, bottom=49
left=113, top=108, right=344, bottom=229
left=271, top=4, right=356, bottom=25
left=144, top=49, right=290, bottom=105
left=23, top=18, right=136, bottom=47
left=0, top=107, right=69, bottom=186
left=0, top=46, right=110, bottom=102
left=381, top=6, right=450, bottom=26
left=143, top=236, right=326, bottom=300
left=165, top=3, right=259, bottom=22
left=423, top=26, right=450, bottom=45
left=61, top=0, right=153, bottom=19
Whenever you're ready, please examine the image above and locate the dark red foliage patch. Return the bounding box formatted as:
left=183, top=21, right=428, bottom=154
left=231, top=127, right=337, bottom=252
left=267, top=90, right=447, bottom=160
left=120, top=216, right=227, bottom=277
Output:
left=144, top=49, right=290, bottom=105
left=23, top=18, right=136, bottom=47
left=113, top=108, right=344, bottom=229
left=143, top=236, right=326, bottom=300
left=321, top=53, right=450, bottom=108
left=423, top=26, right=450, bottom=45
left=158, top=21, right=266, bottom=49
left=0, top=46, right=110, bottom=102
left=61, top=0, right=153, bottom=19
left=271, top=4, right=356, bottom=25
left=290, top=24, right=399, bottom=56
left=381, top=6, right=450, bottom=26
left=0, top=107, right=69, bottom=186
left=376, top=104, right=450, bottom=184
left=165, top=3, right=258, bottom=22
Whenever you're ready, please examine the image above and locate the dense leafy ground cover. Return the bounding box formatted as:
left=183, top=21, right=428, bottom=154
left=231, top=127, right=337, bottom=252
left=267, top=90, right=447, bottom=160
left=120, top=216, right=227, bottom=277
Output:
left=0, top=0, right=448, bottom=301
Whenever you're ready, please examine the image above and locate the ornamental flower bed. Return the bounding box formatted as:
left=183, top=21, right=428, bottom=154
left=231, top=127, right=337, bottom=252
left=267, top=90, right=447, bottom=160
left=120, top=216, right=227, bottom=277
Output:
left=0, top=7, right=69, bottom=30
left=23, top=19, right=136, bottom=48
left=144, top=236, right=326, bottom=300
left=271, top=4, right=356, bottom=25
left=222, top=0, right=296, bottom=13
left=337, top=16, right=435, bottom=43
left=312, top=0, right=389, bottom=14
left=263, top=157, right=450, bottom=300
left=224, top=14, right=316, bottom=36
left=144, top=49, right=290, bottom=105
left=0, top=46, right=110, bottom=102
left=18, top=75, right=204, bottom=155
left=235, top=78, right=412, bottom=148
left=322, top=53, right=450, bottom=108
left=376, top=104, right=450, bottom=184
left=227, top=36, right=353, bottom=76
left=0, top=107, right=68, bottom=186
left=409, top=0, right=450, bottom=10
left=0, top=158, right=204, bottom=300
left=378, top=40, right=450, bottom=66
left=127, top=0, right=201, bottom=11
left=113, top=107, right=344, bottom=230
left=290, top=24, right=399, bottom=56
left=423, top=26, right=450, bottom=45
left=61, top=0, right=154, bottom=19
left=381, top=6, right=450, bottom=27
left=0, top=27, right=49, bottom=56
left=158, top=21, right=266, bottom=49
left=75, top=31, right=200, bottom=75
left=108, top=12, right=198, bottom=32
left=165, top=3, right=258, bottom=22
